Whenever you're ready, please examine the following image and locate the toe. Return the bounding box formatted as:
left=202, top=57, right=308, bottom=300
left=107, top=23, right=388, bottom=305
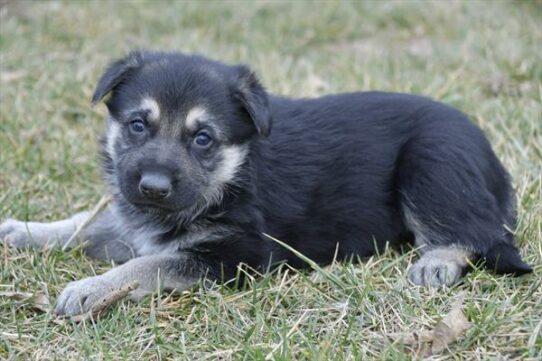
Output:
left=408, top=264, right=424, bottom=285
left=54, top=276, right=115, bottom=316
left=55, top=289, right=81, bottom=315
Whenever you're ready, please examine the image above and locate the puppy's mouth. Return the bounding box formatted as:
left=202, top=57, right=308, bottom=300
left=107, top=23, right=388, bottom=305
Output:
left=133, top=202, right=178, bottom=215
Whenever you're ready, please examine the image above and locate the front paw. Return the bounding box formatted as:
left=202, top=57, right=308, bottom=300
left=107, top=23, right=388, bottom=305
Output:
left=55, top=276, right=116, bottom=315
left=0, top=219, right=35, bottom=249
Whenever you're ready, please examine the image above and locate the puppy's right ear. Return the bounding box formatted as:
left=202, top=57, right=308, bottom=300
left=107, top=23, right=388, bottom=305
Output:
left=91, top=52, right=143, bottom=106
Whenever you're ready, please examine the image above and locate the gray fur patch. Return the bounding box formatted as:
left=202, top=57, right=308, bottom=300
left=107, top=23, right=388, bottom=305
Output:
left=402, top=202, right=436, bottom=250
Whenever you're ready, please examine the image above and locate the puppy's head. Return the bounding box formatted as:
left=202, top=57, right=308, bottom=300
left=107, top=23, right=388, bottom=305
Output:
left=92, top=51, right=271, bottom=216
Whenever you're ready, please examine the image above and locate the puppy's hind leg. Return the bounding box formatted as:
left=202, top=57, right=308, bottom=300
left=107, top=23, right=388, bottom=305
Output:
left=397, top=132, right=530, bottom=287
left=401, top=201, right=473, bottom=287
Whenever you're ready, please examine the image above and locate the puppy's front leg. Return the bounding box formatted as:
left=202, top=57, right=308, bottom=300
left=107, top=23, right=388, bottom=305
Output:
left=54, top=254, right=201, bottom=315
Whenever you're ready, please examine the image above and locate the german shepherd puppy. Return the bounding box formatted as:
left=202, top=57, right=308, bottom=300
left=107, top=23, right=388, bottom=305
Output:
left=0, top=51, right=531, bottom=315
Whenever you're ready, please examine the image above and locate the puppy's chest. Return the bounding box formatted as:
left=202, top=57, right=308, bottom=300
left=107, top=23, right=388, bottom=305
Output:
left=130, top=222, right=230, bottom=256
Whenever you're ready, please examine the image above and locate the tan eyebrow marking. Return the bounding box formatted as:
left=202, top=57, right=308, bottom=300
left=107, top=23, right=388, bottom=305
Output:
left=185, top=106, right=209, bottom=130
left=140, top=97, right=161, bottom=121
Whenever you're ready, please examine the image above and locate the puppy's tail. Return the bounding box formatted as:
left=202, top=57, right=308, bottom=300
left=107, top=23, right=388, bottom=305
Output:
left=482, top=242, right=532, bottom=275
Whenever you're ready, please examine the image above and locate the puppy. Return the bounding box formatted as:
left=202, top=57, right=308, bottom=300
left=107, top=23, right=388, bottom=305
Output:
left=0, top=51, right=531, bottom=315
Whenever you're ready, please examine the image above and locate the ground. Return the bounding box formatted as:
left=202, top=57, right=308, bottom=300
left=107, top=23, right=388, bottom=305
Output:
left=0, top=1, right=541, bottom=360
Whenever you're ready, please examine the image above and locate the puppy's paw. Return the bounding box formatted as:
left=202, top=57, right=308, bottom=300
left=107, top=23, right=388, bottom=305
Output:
left=408, top=258, right=464, bottom=287
left=408, top=248, right=471, bottom=287
left=55, top=276, right=116, bottom=316
left=0, top=219, right=36, bottom=249
left=408, top=261, right=464, bottom=287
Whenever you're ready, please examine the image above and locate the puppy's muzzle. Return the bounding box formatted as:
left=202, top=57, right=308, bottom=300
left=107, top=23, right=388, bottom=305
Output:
left=138, top=173, right=172, bottom=200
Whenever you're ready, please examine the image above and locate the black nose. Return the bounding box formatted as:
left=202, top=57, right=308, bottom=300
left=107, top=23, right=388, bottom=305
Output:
left=138, top=173, right=172, bottom=200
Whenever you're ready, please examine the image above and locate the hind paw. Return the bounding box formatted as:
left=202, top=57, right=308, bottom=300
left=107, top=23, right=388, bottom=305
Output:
left=408, top=248, right=471, bottom=287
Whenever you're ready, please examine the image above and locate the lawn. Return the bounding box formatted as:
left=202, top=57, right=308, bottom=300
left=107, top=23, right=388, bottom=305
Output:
left=0, top=0, right=541, bottom=360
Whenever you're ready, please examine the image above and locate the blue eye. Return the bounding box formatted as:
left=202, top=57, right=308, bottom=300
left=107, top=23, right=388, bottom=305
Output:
left=130, top=120, right=146, bottom=133
left=194, top=132, right=212, bottom=147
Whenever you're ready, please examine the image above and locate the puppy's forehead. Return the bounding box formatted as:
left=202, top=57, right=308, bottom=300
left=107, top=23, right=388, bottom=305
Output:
left=117, top=60, right=234, bottom=135
left=140, top=59, right=229, bottom=99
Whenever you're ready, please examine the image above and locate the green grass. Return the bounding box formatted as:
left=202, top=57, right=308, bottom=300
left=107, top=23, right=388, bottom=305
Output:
left=1, top=0, right=541, bottom=359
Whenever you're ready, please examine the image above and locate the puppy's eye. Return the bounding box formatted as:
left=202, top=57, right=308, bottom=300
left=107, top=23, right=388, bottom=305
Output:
left=130, top=119, right=146, bottom=133
left=194, top=131, right=213, bottom=147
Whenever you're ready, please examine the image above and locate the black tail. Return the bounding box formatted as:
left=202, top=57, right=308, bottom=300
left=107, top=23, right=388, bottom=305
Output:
left=483, top=242, right=532, bottom=275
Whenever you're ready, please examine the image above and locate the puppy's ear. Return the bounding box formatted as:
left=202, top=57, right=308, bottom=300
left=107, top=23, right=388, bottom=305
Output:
left=91, top=51, right=143, bottom=106
left=232, top=65, right=272, bottom=137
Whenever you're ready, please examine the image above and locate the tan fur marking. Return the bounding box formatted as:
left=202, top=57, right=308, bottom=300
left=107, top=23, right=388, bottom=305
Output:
left=185, top=106, right=208, bottom=130
left=213, top=145, right=248, bottom=185
left=141, top=97, right=161, bottom=121
left=106, top=119, right=121, bottom=162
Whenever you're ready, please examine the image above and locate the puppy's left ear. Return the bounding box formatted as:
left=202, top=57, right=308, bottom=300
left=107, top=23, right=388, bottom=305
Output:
left=232, top=65, right=272, bottom=137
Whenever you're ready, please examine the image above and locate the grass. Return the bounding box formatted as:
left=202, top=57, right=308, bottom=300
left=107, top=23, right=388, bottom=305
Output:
left=0, top=0, right=541, bottom=359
